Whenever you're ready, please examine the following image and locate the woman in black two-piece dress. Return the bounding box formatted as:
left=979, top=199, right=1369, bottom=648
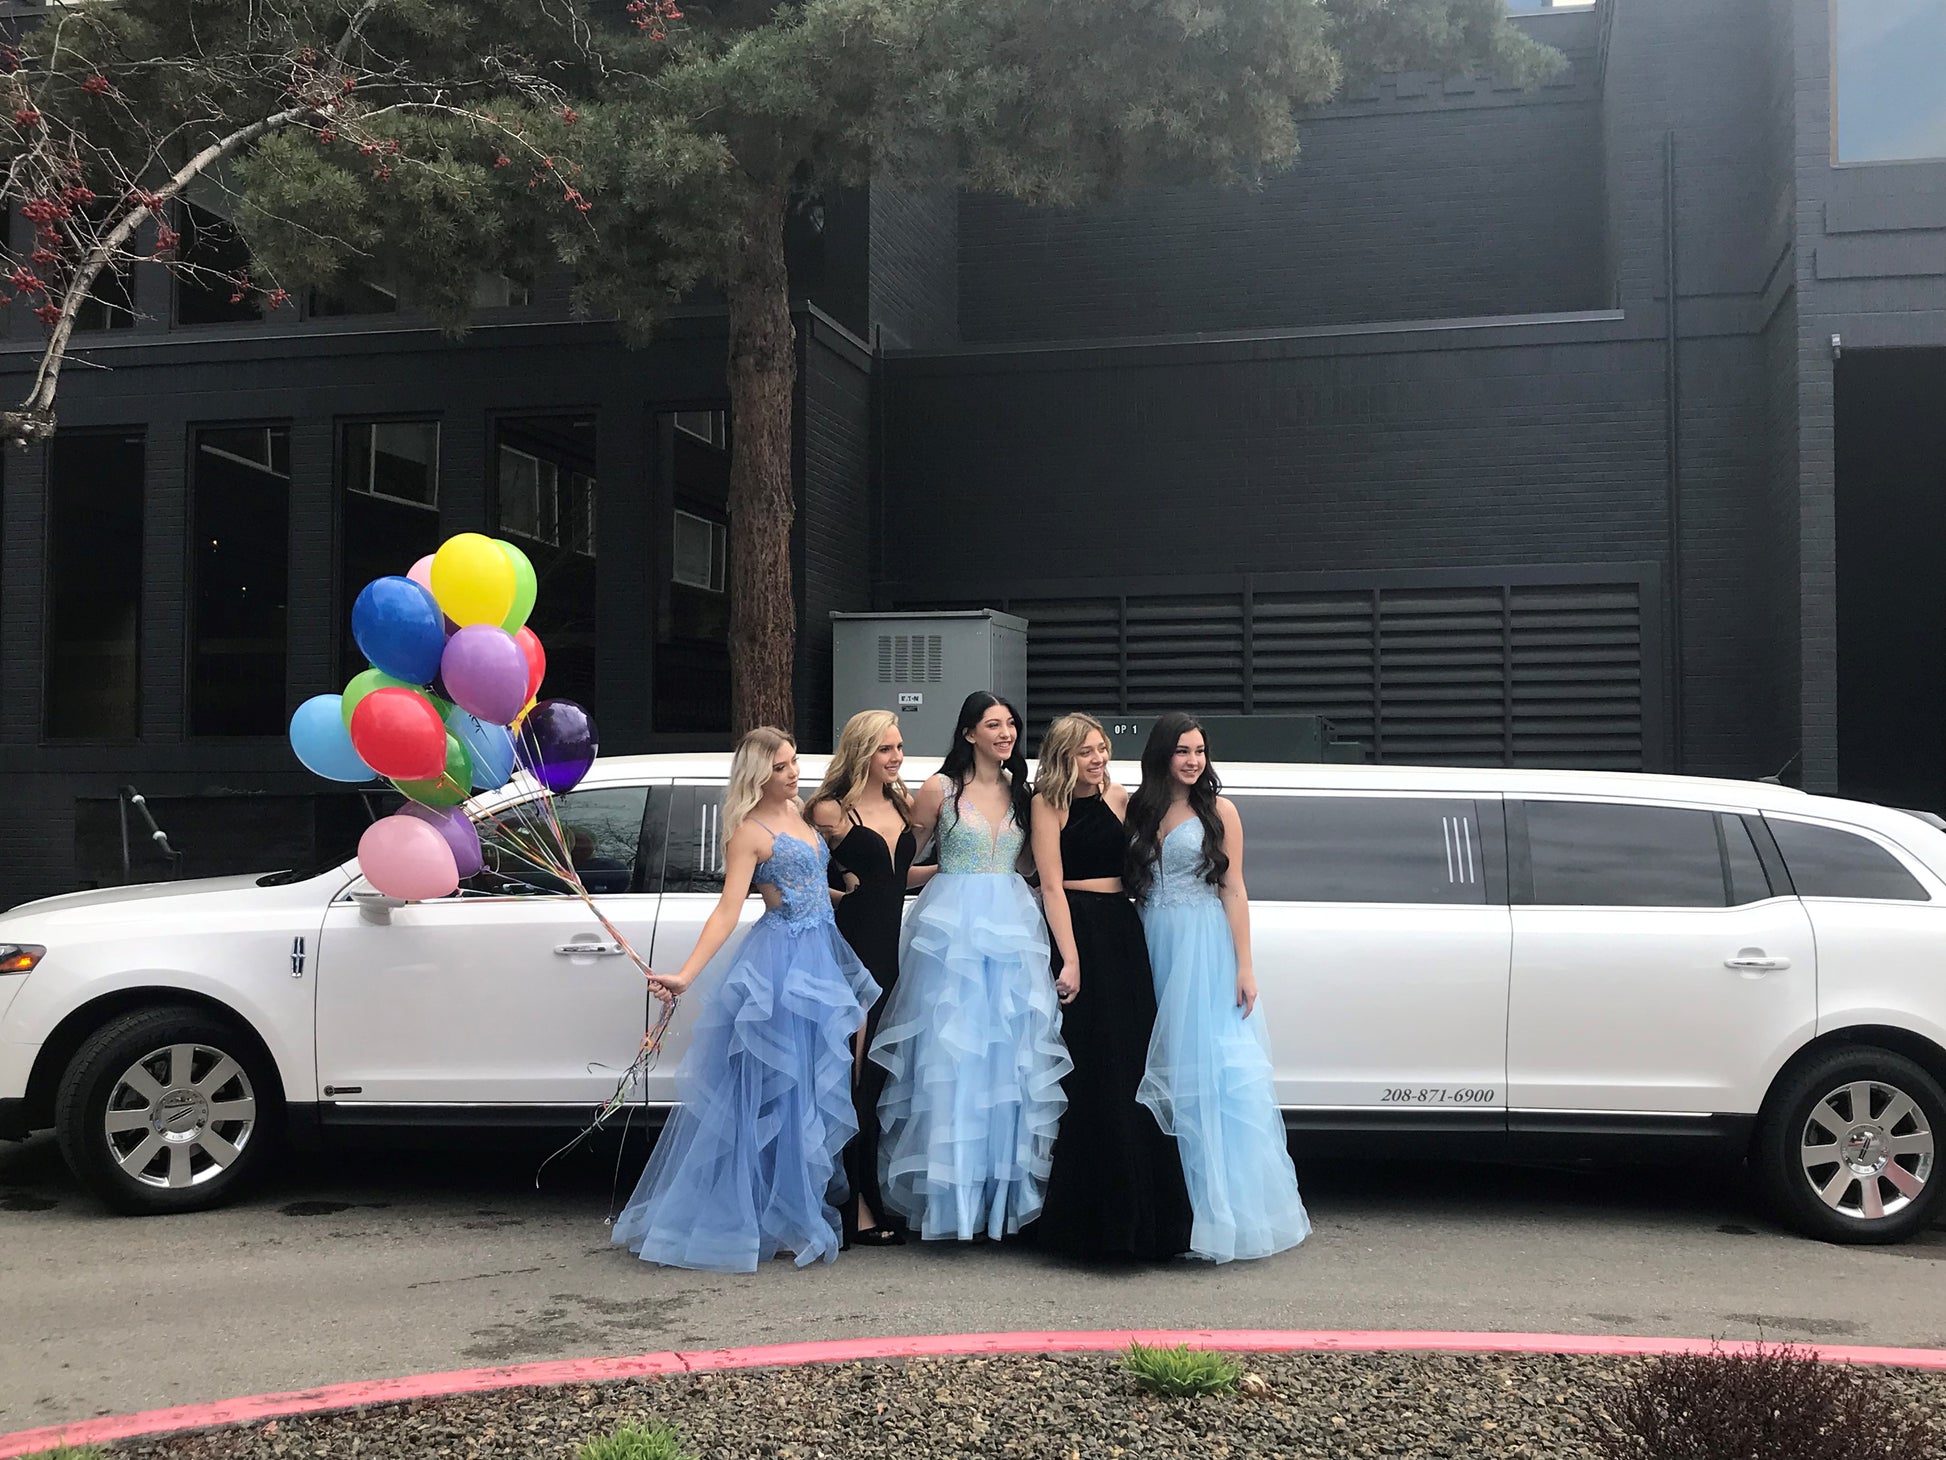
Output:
left=1031, top=712, right=1192, bottom=1261
left=808, top=709, right=932, bottom=1244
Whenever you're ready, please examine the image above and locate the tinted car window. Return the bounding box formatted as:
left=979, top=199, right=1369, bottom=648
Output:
left=1525, top=801, right=1728, bottom=908
left=1235, top=795, right=1488, bottom=904
left=1722, top=814, right=1772, bottom=906
left=662, top=784, right=728, bottom=895
left=469, top=786, right=652, bottom=896
left=1767, top=818, right=1930, bottom=902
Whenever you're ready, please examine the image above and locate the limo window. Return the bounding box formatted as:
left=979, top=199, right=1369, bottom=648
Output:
left=469, top=785, right=653, bottom=896
left=661, top=784, right=728, bottom=895
left=1524, top=801, right=1746, bottom=908
left=1766, top=818, right=1930, bottom=902
left=1232, top=795, right=1488, bottom=904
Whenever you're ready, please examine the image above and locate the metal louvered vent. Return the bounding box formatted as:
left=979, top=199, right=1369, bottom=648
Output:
left=877, top=633, right=944, bottom=684
left=902, top=572, right=1653, bottom=769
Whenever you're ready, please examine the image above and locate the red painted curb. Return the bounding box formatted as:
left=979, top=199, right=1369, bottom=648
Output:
left=6, top=1329, right=1945, bottom=1457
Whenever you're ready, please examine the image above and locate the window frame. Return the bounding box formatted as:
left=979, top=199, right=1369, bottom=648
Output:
left=1508, top=796, right=1788, bottom=909
left=671, top=507, right=728, bottom=593
left=1219, top=787, right=1509, bottom=907
left=340, top=419, right=441, bottom=511
left=1828, top=0, right=1946, bottom=168
left=1760, top=813, right=1937, bottom=904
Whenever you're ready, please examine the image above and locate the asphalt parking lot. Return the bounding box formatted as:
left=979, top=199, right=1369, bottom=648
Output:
left=4, top=1131, right=1943, bottom=1433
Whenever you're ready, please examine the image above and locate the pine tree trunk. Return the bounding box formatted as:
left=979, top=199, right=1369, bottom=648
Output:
left=723, top=182, right=797, bottom=736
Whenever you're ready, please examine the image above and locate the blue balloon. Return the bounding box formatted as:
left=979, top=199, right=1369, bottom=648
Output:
left=290, top=694, right=373, bottom=783
left=449, top=708, right=517, bottom=791
left=351, top=576, right=446, bottom=685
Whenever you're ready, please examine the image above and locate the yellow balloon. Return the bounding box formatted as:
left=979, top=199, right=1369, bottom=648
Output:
left=430, top=533, right=517, bottom=627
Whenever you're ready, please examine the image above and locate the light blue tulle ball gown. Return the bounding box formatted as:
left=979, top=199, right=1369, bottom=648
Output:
left=869, top=778, right=1072, bottom=1240
left=1137, top=815, right=1311, bottom=1263
left=612, top=823, right=878, bottom=1273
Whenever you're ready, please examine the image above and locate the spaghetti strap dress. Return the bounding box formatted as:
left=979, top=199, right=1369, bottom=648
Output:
left=829, top=807, right=916, bottom=1233
left=1035, top=792, right=1193, bottom=1259
left=1137, top=816, right=1310, bottom=1263
left=869, top=777, right=1072, bottom=1240
left=612, top=824, right=878, bottom=1272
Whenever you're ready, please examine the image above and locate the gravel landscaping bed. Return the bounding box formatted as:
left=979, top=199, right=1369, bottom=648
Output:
left=101, top=1351, right=1946, bottom=1460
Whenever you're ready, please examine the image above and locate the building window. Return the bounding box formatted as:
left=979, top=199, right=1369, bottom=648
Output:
left=45, top=432, right=144, bottom=739
left=672, top=509, right=726, bottom=592
left=672, top=410, right=727, bottom=450
left=1834, top=0, right=1946, bottom=164
left=191, top=426, right=291, bottom=736
left=339, top=420, right=441, bottom=678
left=472, top=272, right=534, bottom=309
left=175, top=202, right=263, bottom=325
left=344, top=420, right=439, bottom=507
left=308, top=272, right=400, bottom=318
left=495, top=416, right=598, bottom=710
left=498, top=444, right=595, bottom=555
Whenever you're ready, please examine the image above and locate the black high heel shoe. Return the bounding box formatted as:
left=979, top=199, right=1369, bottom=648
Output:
left=851, top=1224, right=905, bottom=1246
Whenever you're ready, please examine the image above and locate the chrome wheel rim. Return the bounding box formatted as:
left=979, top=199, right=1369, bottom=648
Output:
left=1799, top=1078, right=1935, bottom=1222
left=103, top=1042, right=258, bottom=1190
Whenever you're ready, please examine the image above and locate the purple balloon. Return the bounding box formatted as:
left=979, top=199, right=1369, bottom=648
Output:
left=517, top=699, right=599, bottom=793
left=440, top=625, right=528, bottom=725
left=396, top=802, right=484, bottom=879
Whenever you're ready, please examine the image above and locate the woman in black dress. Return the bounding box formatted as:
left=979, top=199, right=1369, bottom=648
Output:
left=808, top=709, right=932, bottom=1244
left=1031, top=712, right=1192, bottom=1260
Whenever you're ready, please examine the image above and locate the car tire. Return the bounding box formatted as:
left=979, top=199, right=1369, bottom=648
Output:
left=1756, top=1046, right=1944, bottom=1245
left=55, top=1005, right=281, bottom=1215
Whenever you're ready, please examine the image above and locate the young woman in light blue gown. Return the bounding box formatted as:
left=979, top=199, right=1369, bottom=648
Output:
left=612, top=726, right=878, bottom=1273
left=869, top=691, right=1072, bottom=1241
left=1126, top=712, right=1310, bottom=1263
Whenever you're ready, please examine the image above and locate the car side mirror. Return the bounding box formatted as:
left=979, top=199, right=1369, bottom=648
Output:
left=351, top=889, right=407, bottom=924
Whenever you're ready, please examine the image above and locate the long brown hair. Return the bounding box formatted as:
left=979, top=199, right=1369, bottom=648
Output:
left=1125, top=712, right=1228, bottom=901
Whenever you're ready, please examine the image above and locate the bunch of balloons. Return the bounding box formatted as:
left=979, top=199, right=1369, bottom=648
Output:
left=288, top=532, right=598, bottom=901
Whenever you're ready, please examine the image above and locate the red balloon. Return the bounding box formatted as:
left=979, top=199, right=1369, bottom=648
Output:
left=515, top=626, right=546, bottom=704
left=348, top=686, right=447, bottom=780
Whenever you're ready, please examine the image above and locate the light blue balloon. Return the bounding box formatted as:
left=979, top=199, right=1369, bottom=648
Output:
left=290, top=694, right=374, bottom=783
left=449, top=708, right=516, bottom=791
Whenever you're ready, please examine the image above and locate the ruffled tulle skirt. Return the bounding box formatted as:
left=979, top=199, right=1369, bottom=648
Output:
left=612, top=913, right=878, bottom=1273
left=870, top=872, right=1072, bottom=1240
left=1138, top=895, right=1310, bottom=1263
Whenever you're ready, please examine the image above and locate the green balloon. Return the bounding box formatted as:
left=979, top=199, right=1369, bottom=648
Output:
left=394, top=731, right=474, bottom=808
left=341, top=667, right=419, bottom=730
left=496, top=539, right=537, bottom=634
left=498, top=533, right=537, bottom=630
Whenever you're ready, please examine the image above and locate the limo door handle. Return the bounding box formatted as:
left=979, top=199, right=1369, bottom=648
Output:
left=555, top=941, right=626, bottom=957
left=1725, top=952, right=1791, bottom=973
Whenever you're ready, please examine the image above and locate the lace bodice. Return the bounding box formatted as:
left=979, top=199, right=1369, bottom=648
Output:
left=752, top=822, right=837, bottom=931
left=934, top=776, right=1027, bottom=875
left=1146, top=817, right=1222, bottom=909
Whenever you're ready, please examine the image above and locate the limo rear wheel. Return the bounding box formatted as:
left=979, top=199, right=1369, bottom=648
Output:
left=1757, top=1047, right=1943, bottom=1245
left=55, top=1005, right=281, bottom=1215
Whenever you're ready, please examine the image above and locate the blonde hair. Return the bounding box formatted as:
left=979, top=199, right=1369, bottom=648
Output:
left=1034, top=712, right=1112, bottom=814
left=810, top=710, right=912, bottom=823
left=722, top=726, right=798, bottom=853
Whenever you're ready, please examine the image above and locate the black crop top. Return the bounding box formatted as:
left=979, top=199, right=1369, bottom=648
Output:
left=1059, top=792, right=1126, bottom=881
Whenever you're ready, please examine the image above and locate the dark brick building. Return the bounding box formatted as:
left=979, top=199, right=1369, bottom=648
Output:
left=5, top=0, right=1944, bottom=905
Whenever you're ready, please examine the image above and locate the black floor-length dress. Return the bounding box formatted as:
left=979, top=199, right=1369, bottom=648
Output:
left=830, top=807, right=917, bottom=1234
left=1035, top=791, right=1193, bottom=1260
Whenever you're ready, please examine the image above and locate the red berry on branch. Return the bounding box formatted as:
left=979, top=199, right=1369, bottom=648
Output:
left=561, top=107, right=579, bottom=125
left=386, top=138, right=400, bottom=154
left=317, top=127, right=336, bottom=144
left=30, top=248, right=59, bottom=266
left=13, top=106, right=41, bottom=128
left=8, top=267, right=44, bottom=292
left=267, top=288, right=290, bottom=309
left=493, top=154, right=511, bottom=168
left=373, top=165, right=392, bottom=180
left=228, top=289, right=245, bottom=304
left=60, top=185, right=96, bottom=205
left=541, top=156, right=555, bottom=169
left=82, top=74, right=112, bottom=96
left=358, top=142, right=379, bottom=156
left=33, top=302, right=62, bottom=325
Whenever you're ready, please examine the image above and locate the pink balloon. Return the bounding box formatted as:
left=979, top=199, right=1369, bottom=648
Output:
left=408, top=555, right=436, bottom=594
left=358, top=814, right=460, bottom=901
left=398, top=802, right=484, bottom=878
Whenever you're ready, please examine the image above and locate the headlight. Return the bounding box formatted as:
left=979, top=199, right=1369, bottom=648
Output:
left=0, top=945, right=45, bottom=974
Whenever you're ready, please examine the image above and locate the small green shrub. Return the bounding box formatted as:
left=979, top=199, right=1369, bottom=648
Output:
left=1119, top=1341, right=1242, bottom=1397
left=575, top=1421, right=692, bottom=1460
left=1594, top=1340, right=1938, bottom=1460
left=30, top=1448, right=104, bottom=1460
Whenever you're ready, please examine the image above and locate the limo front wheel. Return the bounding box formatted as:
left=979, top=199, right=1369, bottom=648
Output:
left=1757, top=1047, right=1943, bottom=1245
left=55, top=1005, right=281, bottom=1214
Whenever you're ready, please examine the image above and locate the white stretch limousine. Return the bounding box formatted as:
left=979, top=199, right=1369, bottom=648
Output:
left=2, top=755, right=1942, bottom=1244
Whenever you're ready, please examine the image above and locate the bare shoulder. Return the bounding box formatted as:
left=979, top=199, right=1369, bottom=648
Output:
left=1215, top=796, right=1244, bottom=830
left=727, top=818, right=774, bottom=859
left=1104, top=781, right=1132, bottom=816
left=805, top=797, right=845, bottom=834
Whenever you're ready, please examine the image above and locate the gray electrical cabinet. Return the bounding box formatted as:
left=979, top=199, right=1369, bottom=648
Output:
left=830, top=610, right=1029, bottom=754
